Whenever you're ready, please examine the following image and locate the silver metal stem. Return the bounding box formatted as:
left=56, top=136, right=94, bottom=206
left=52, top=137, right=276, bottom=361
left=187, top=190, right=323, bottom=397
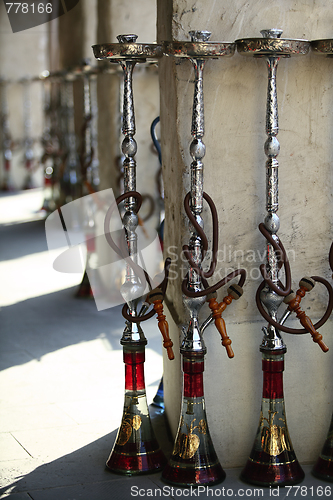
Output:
left=114, top=36, right=145, bottom=343
left=182, top=30, right=211, bottom=354
left=22, top=79, right=34, bottom=165
left=0, top=80, right=12, bottom=170
left=259, top=29, right=285, bottom=352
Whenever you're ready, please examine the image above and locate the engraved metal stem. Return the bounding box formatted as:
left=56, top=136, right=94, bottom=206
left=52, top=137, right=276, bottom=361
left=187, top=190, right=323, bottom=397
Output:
left=182, top=31, right=210, bottom=354
left=22, top=79, right=34, bottom=169
left=260, top=29, right=285, bottom=351
left=0, top=80, right=13, bottom=188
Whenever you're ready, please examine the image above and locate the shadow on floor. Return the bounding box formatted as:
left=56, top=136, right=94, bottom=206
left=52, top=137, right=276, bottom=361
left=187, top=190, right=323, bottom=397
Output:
left=0, top=407, right=173, bottom=500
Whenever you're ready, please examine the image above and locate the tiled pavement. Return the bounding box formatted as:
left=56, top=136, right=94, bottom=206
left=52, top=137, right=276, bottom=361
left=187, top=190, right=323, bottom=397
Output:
left=0, top=190, right=331, bottom=500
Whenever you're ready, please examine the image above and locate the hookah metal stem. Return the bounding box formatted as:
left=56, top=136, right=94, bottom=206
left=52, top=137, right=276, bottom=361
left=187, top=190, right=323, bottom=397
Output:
left=65, top=77, right=77, bottom=171
left=22, top=79, right=34, bottom=167
left=0, top=80, right=12, bottom=180
left=83, top=72, right=92, bottom=162
left=188, top=56, right=206, bottom=289
left=119, top=58, right=140, bottom=313
left=265, top=54, right=281, bottom=287
left=89, top=74, right=100, bottom=178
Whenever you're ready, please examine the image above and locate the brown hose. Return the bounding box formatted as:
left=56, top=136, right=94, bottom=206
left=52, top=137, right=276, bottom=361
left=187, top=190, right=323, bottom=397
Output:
left=256, top=275, right=333, bottom=334
left=258, top=223, right=292, bottom=296
left=182, top=191, right=246, bottom=298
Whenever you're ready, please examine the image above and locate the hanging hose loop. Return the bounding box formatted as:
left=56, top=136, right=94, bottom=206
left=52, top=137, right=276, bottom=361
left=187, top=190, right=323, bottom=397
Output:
left=182, top=190, right=246, bottom=298
left=104, top=190, right=171, bottom=323
left=121, top=257, right=172, bottom=323
left=256, top=275, right=333, bottom=334
left=258, top=222, right=292, bottom=296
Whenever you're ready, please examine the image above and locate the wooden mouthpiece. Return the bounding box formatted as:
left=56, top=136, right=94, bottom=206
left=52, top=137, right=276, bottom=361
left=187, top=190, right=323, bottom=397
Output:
left=208, top=295, right=234, bottom=358
left=147, top=289, right=174, bottom=360
left=285, top=284, right=329, bottom=353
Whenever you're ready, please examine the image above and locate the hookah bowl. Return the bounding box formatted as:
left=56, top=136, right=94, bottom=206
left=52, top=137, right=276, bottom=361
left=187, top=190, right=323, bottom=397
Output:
left=161, top=31, right=237, bottom=487
left=236, top=29, right=311, bottom=487
left=311, top=38, right=333, bottom=481
left=93, top=35, right=168, bottom=475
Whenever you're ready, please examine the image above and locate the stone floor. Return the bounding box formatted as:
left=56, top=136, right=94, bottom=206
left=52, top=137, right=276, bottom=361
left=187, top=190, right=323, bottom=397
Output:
left=0, top=189, right=331, bottom=500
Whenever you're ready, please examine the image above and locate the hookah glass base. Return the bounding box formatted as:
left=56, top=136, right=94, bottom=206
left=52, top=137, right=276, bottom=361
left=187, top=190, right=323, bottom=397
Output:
left=312, top=414, right=333, bottom=482
left=106, top=344, right=166, bottom=475
left=162, top=353, right=226, bottom=486
left=241, top=351, right=304, bottom=487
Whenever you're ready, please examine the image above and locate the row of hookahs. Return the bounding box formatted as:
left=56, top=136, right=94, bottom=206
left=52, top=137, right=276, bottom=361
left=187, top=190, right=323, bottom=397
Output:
left=90, top=30, right=333, bottom=487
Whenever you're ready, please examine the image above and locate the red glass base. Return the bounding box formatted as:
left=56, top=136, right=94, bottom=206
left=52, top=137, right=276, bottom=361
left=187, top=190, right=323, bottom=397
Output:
left=241, top=454, right=305, bottom=487
left=162, top=456, right=226, bottom=487
left=312, top=457, right=333, bottom=482
left=106, top=440, right=166, bottom=475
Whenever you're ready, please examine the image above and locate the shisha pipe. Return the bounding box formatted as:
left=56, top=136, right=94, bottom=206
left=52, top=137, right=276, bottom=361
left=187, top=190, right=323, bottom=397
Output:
left=311, top=38, right=333, bottom=482
left=75, top=61, right=100, bottom=298
left=21, top=78, right=35, bottom=189
left=0, top=78, right=14, bottom=191
left=236, top=29, right=332, bottom=487
left=93, top=35, right=173, bottom=475
left=58, top=70, right=81, bottom=206
left=39, top=70, right=57, bottom=213
left=162, top=31, right=246, bottom=487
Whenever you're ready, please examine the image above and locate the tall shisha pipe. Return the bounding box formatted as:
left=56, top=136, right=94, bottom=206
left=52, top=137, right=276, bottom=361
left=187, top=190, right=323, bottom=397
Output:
left=162, top=31, right=246, bottom=487
left=93, top=35, right=174, bottom=475
left=236, top=29, right=333, bottom=487
left=0, top=78, right=14, bottom=191
left=311, top=37, right=333, bottom=482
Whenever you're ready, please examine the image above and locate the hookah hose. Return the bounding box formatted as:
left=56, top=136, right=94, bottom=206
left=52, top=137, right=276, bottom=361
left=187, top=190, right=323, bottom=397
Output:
left=104, top=190, right=171, bottom=323
left=256, top=223, right=333, bottom=337
left=182, top=191, right=246, bottom=298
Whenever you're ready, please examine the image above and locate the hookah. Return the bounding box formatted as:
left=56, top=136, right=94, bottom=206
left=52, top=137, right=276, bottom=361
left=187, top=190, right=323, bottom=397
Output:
left=236, top=29, right=333, bottom=487
left=93, top=34, right=175, bottom=474
left=311, top=37, right=333, bottom=482
left=58, top=70, right=81, bottom=207
left=75, top=61, right=100, bottom=298
left=39, top=70, right=57, bottom=213
left=0, top=78, right=14, bottom=191
left=161, top=30, right=246, bottom=487
left=21, top=78, right=35, bottom=189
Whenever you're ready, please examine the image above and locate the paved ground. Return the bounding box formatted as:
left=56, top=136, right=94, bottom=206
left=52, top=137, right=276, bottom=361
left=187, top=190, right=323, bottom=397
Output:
left=0, top=190, right=331, bottom=499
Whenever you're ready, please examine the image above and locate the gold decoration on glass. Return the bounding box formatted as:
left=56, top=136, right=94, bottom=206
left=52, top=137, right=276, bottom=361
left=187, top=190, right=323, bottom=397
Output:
left=174, top=418, right=207, bottom=459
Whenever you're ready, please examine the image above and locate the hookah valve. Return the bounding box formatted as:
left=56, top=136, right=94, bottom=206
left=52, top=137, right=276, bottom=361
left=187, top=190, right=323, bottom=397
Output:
left=207, top=283, right=243, bottom=358
left=146, top=287, right=174, bottom=360
left=283, top=278, right=329, bottom=352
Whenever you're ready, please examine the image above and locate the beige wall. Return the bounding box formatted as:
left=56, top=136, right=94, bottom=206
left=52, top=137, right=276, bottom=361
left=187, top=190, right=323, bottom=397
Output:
left=158, top=0, right=333, bottom=467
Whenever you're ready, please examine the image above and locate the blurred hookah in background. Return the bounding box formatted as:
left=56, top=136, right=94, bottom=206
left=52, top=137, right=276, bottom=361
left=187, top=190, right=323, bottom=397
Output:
left=311, top=37, right=333, bottom=483
left=39, top=70, right=58, bottom=213
left=75, top=61, right=101, bottom=298
left=93, top=34, right=174, bottom=475
left=21, top=78, right=35, bottom=189
left=58, top=70, right=81, bottom=207
left=0, top=78, right=14, bottom=191
left=236, top=29, right=333, bottom=487
left=162, top=31, right=246, bottom=487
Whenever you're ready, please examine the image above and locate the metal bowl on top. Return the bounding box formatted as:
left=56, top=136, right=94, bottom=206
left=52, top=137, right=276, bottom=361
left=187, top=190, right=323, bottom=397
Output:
left=311, top=39, right=333, bottom=57
left=164, top=30, right=235, bottom=59
left=236, top=29, right=310, bottom=57
left=92, top=35, right=163, bottom=62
